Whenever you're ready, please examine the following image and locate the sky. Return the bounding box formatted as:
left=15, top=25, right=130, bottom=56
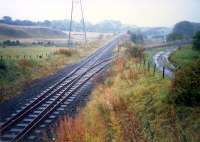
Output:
left=0, top=0, right=199, bottom=27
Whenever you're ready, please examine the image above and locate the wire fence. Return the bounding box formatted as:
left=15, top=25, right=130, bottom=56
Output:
left=0, top=52, right=57, bottom=61
left=0, top=46, right=70, bottom=62
left=139, top=57, right=168, bottom=79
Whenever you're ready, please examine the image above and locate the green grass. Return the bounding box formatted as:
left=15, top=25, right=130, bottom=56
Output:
left=53, top=55, right=200, bottom=142
left=144, top=47, right=166, bottom=63
left=0, top=42, right=102, bottom=102
left=169, top=45, right=200, bottom=68
left=0, top=46, right=59, bottom=60
left=0, top=47, right=79, bottom=102
left=52, top=45, right=200, bottom=142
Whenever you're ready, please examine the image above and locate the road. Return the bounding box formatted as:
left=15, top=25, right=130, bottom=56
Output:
left=149, top=40, right=191, bottom=78
left=153, top=47, right=178, bottom=78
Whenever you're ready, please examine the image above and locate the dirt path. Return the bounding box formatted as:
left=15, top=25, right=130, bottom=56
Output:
left=153, top=47, right=177, bottom=78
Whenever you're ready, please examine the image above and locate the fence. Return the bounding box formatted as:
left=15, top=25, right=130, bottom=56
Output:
left=137, top=57, right=168, bottom=79
left=0, top=52, right=56, bottom=61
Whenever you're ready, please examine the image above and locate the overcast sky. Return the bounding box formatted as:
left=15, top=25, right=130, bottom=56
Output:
left=0, top=0, right=199, bottom=27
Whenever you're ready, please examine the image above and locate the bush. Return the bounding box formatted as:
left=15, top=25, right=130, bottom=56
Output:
left=167, top=33, right=184, bottom=41
left=193, top=31, right=200, bottom=50
left=130, top=33, right=144, bottom=44
left=18, top=59, right=33, bottom=68
left=54, top=49, right=78, bottom=57
left=0, top=60, right=6, bottom=70
left=3, top=40, right=20, bottom=46
left=125, top=43, right=144, bottom=58
left=170, top=59, right=200, bottom=106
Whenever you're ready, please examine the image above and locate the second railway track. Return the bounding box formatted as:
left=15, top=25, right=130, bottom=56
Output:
left=0, top=34, right=125, bottom=142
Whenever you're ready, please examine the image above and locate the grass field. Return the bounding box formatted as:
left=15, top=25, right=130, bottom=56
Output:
left=0, top=23, right=66, bottom=39
left=0, top=46, right=58, bottom=60
left=169, top=45, right=200, bottom=68
left=0, top=37, right=110, bottom=102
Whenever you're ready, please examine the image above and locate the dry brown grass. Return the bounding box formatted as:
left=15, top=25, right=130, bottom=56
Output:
left=54, top=49, right=78, bottom=57
left=0, top=39, right=108, bottom=102
left=53, top=57, right=148, bottom=142
left=17, top=59, right=33, bottom=68
left=52, top=52, right=200, bottom=142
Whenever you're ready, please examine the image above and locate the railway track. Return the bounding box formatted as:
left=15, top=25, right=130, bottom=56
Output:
left=0, top=34, right=125, bottom=142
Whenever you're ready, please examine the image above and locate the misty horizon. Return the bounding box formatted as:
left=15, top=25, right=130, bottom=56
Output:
left=0, top=0, right=200, bottom=27
left=1, top=16, right=199, bottom=29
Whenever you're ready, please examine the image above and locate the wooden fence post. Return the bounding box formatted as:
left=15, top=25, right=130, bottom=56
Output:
left=163, top=66, right=165, bottom=79
left=153, top=64, right=156, bottom=75
left=148, top=61, right=150, bottom=72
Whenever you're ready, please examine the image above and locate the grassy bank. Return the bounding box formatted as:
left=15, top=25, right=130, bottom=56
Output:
left=52, top=46, right=200, bottom=142
left=0, top=41, right=104, bottom=102
left=169, top=45, right=200, bottom=68
left=144, top=47, right=165, bottom=63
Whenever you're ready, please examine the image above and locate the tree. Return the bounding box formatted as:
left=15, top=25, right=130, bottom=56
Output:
left=193, top=31, right=200, bottom=50
left=167, top=33, right=184, bottom=41
left=16, top=40, right=20, bottom=45
left=130, top=33, right=144, bottom=44
left=2, top=16, right=12, bottom=23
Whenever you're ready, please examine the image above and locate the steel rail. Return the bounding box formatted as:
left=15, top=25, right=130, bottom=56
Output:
left=12, top=60, right=112, bottom=142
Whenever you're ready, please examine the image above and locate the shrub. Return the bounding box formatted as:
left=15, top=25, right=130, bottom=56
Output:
left=170, top=59, right=200, bottom=106
left=2, top=40, right=20, bottom=46
left=0, top=60, right=6, bottom=70
left=125, top=43, right=144, bottom=58
left=167, top=33, right=184, bottom=41
left=193, top=31, right=200, bottom=50
left=54, top=49, right=78, bottom=57
left=18, top=59, right=33, bottom=68
left=129, top=32, right=144, bottom=44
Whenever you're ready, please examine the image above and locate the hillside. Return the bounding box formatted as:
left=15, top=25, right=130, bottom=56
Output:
left=0, top=23, right=67, bottom=39
left=167, top=21, right=200, bottom=41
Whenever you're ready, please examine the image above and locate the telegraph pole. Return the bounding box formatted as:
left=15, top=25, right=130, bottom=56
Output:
left=80, top=0, right=87, bottom=44
left=68, top=0, right=87, bottom=47
left=68, top=0, right=74, bottom=47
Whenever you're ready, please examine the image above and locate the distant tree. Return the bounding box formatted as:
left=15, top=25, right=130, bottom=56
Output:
left=2, top=16, right=12, bottom=24
left=167, top=33, right=184, bottom=41
left=3, top=40, right=11, bottom=46
left=2, top=40, right=20, bottom=46
left=168, top=21, right=200, bottom=41
left=16, top=40, right=20, bottom=45
left=193, top=31, right=200, bottom=50
left=130, top=32, right=144, bottom=44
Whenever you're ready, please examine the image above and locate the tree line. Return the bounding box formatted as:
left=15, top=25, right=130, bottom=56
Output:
left=0, top=16, right=134, bottom=33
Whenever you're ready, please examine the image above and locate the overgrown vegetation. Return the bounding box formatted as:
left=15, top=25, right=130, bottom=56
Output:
left=168, top=33, right=200, bottom=106
left=167, top=21, right=200, bottom=41
left=51, top=43, right=200, bottom=142
left=54, top=49, right=78, bottom=57
left=0, top=41, right=104, bottom=102
left=0, top=59, right=6, bottom=70
left=167, top=33, right=184, bottom=41
left=193, top=31, right=200, bottom=50
left=169, top=45, right=200, bottom=68
left=169, top=59, right=200, bottom=106
left=128, top=30, right=144, bottom=44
